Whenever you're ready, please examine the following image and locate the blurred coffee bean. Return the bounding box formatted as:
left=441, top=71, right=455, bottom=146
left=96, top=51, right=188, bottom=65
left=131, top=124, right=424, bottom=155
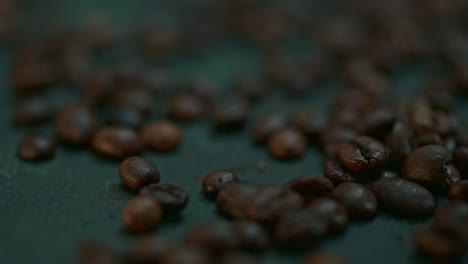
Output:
left=107, top=106, right=145, bottom=129
left=320, top=126, right=357, bottom=158
left=337, top=136, right=387, bottom=172
left=78, top=241, right=122, bottom=264
left=432, top=201, right=468, bottom=242
left=81, top=70, right=114, bottom=106
left=303, top=251, right=348, bottom=264
left=92, top=127, right=144, bottom=160
left=202, top=170, right=240, bottom=198
left=18, top=133, right=56, bottom=161
left=286, top=176, right=335, bottom=201
left=112, top=88, right=154, bottom=116
left=386, top=122, right=413, bottom=168
left=252, top=113, right=288, bottom=144
left=267, top=127, right=308, bottom=160
left=447, top=164, right=462, bottom=184
left=129, top=235, right=173, bottom=264
left=333, top=182, right=378, bottom=220
left=168, top=93, right=206, bottom=121
left=160, top=245, right=212, bottom=264
left=413, top=227, right=465, bottom=260
left=232, top=74, right=265, bottom=101
left=448, top=180, right=468, bottom=201
left=453, top=147, right=468, bottom=177
left=140, top=184, right=189, bottom=214
left=217, top=182, right=258, bottom=219
left=233, top=221, right=270, bottom=252
left=290, top=109, right=328, bottom=139
left=323, top=159, right=356, bottom=185
left=141, top=121, right=182, bottom=152
left=119, top=156, right=160, bottom=192
left=55, top=104, right=97, bottom=146
left=122, top=196, right=163, bottom=233
left=185, top=222, right=239, bottom=254
left=211, top=98, right=250, bottom=130
left=415, top=132, right=443, bottom=147
left=307, top=198, right=349, bottom=233
left=13, top=96, right=51, bottom=126
left=359, top=108, right=395, bottom=138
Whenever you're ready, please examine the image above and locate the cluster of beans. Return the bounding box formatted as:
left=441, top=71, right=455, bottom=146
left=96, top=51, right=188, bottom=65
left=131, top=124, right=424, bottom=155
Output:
left=9, top=0, right=468, bottom=263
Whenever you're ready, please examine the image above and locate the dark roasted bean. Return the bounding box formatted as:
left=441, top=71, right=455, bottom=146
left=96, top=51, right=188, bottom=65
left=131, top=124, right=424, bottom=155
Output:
left=55, top=104, right=97, bottom=146
left=267, top=128, right=308, bottom=160
left=140, top=184, right=189, bottom=214
left=447, top=164, right=462, bottom=184
left=160, top=245, right=211, bottom=264
left=13, top=96, right=51, bottom=126
left=323, top=159, right=356, bottom=185
left=432, top=201, right=468, bottom=242
left=274, top=209, right=327, bottom=248
left=303, top=251, right=348, bottom=264
left=119, top=156, right=160, bottom=192
left=18, top=133, right=56, bottom=161
left=402, top=145, right=450, bottom=193
left=415, top=132, right=443, bottom=147
left=217, top=182, right=259, bottom=219
left=92, top=127, right=144, bottom=160
left=290, top=110, right=327, bottom=138
left=320, top=126, right=357, bottom=158
left=81, top=70, right=113, bottom=106
left=233, top=221, right=270, bottom=252
left=107, top=106, right=145, bottom=129
left=369, top=176, right=434, bottom=216
left=448, top=180, right=468, bottom=201
left=112, top=88, right=154, bottom=116
left=286, top=176, right=335, bottom=200
left=359, top=108, right=395, bottom=138
left=121, top=196, right=163, bottom=233
left=186, top=222, right=239, bottom=254
left=246, top=186, right=303, bottom=224
left=307, top=198, right=349, bottom=233
left=202, top=170, right=240, bottom=198
left=168, top=93, right=206, bottom=121
left=78, top=241, right=122, bottom=264
left=141, top=121, right=182, bottom=152
left=413, top=227, right=465, bottom=260
left=333, top=182, right=378, bottom=220
left=129, top=236, right=173, bottom=264
left=211, top=98, right=250, bottom=130
left=337, top=136, right=387, bottom=172
left=252, top=113, right=288, bottom=144
left=386, top=122, right=412, bottom=167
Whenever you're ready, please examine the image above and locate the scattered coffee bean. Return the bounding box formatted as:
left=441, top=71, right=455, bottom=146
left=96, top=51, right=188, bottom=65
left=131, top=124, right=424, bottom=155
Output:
left=359, top=108, right=395, bottom=138
left=333, top=182, right=378, bottom=220
left=18, top=132, right=56, bottom=161
left=432, top=201, right=468, bottom=242
left=107, top=106, right=145, bottom=129
left=233, top=221, right=270, bottom=252
left=337, top=136, right=387, bottom=172
left=141, top=121, right=182, bottom=152
left=119, top=156, right=160, bottom=191
left=286, top=176, right=335, bottom=201
left=129, top=235, right=173, bottom=263
left=413, top=227, right=465, bottom=260
left=211, top=98, right=250, bottom=130
left=168, top=93, right=205, bottom=121
left=92, top=127, right=144, bottom=160
left=185, top=222, right=239, bottom=254
left=303, top=251, right=348, bottom=264
left=307, top=198, right=349, bottom=233
left=55, top=104, right=97, bottom=146
left=78, top=241, right=122, bottom=264
left=415, top=132, right=443, bottom=147
left=323, top=159, right=356, bottom=185
left=267, top=128, right=308, bottom=160
left=122, top=196, right=163, bottom=233
left=386, top=122, right=412, bottom=168
left=202, top=170, right=240, bottom=198
left=402, top=145, right=450, bottom=193
left=447, top=164, right=462, bottom=184
left=448, top=180, right=468, bottom=201
left=140, top=184, right=189, bottom=214
left=13, top=96, right=51, bottom=126
left=217, top=182, right=258, bottom=219
left=290, top=110, right=328, bottom=139
left=252, top=113, right=288, bottom=144
left=111, top=88, right=154, bottom=116
left=369, top=175, right=434, bottom=217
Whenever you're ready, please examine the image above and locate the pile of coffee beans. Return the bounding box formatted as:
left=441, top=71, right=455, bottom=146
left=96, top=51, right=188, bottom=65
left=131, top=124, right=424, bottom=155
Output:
left=9, top=0, right=468, bottom=263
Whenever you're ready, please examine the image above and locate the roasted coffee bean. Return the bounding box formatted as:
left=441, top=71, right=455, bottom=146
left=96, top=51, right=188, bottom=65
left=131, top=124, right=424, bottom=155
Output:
left=11, top=58, right=58, bottom=95
left=112, top=88, right=154, bottom=116
left=185, top=222, right=239, bottom=254
left=252, top=113, right=288, bottom=144
left=78, top=241, right=122, bottom=264
left=323, top=159, right=356, bottom=185
left=232, top=75, right=265, bottom=101
left=402, top=145, right=450, bottom=193
left=448, top=180, right=468, bottom=201
left=233, top=221, right=270, bottom=252
left=219, top=252, right=259, bottom=264
left=160, top=245, right=211, bottom=264
left=359, top=108, right=395, bottom=138
left=453, top=147, right=468, bottom=177
left=307, top=198, right=349, bottom=233
left=337, top=136, right=387, bottom=172
left=267, top=128, right=308, bottom=160
left=246, top=186, right=303, bottom=224
left=286, top=176, right=335, bottom=200
left=274, top=209, right=327, bottom=248
left=13, top=96, right=51, bottom=126
left=168, top=93, right=205, bottom=121
left=141, top=121, right=182, bottom=152
left=432, top=201, right=468, bottom=241
left=410, top=98, right=433, bottom=136
left=129, top=235, right=173, bottom=263
left=55, top=104, right=97, bottom=146
left=121, top=196, right=163, bottom=233
left=107, top=106, right=145, bottom=129
left=217, top=182, right=258, bottom=219
left=303, top=251, right=348, bottom=264
left=18, top=133, right=56, bottom=161
left=413, top=227, right=465, bottom=260
left=202, top=170, right=240, bottom=198
left=290, top=110, right=328, bottom=138
left=119, top=156, right=160, bottom=192
left=415, top=132, right=443, bottom=147
left=211, top=98, right=250, bottom=130
left=320, top=126, right=357, bottom=158
left=447, top=164, right=462, bottom=184
left=387, top=122, right=412, bottom=167
left=81, top=70, right=113, bottom=106
left=92, top=127, right=144, bottom=160
left=369, top=176, right=434, bottom=216
left=333, top=182, right=378, bottom=220
left=140, top=184, right=189, bottom=214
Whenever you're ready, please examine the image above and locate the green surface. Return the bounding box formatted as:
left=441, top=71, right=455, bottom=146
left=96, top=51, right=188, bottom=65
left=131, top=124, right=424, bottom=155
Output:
left=1, top=2, right=467, bottom=264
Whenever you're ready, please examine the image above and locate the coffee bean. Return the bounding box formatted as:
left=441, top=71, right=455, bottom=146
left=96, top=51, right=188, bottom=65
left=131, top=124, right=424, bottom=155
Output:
left=119, top=156, right=160, bottom=192
left=232, top=74, right=265, bottom=101
left=307, top=198, right=349, bottom=233
left=323, top=159, right=356, bottom=185
left=107, top=106, right=145, bottom=129
left=168, top=93, right=205, bottom=121
left=303, top=251, right=348, bottom=264
left=333, top=182, right=378, bottom=220
left=18, top=133, right=56, bottom=161
left=337, top=136, right=387, bottom=172
left=453, top=147, right=468, bottom=177
left=267, top=128, right=308, bottom=160
left=81, top=70, right=113, bottom=106
left=185, top=222, right=239, bottom=254
left=13, top=96, right=51, bottom=126
left=274, top=209, right=327, bottom=248
left=140, top=184, right=189, bottom=214
left=402, top=145, right=450, bottom=193
left=410, top=98, right=433, bottom=136
left=55, top=104, right=97, bottom=146
left=11, top=58, right=58, bottom=95
left=447, top=164, right=462, bottom=184
left=160, top=245, right=211, bottom=264
left=92, top=127, right=144, bottom=160
left=246, top=186, right=303, bottom=224
left=202, top=170, right=240, bottom=198
left=112, top=88, right=154, bottom=116
left=211, top=98, right=250, bottom=130
left=413, top=227, right=465, bottom=260
left=219, top=252, right=259, bottom=264
left=369, top=176, right=434, bottom=216
left=121, top=196, right=163, bottom=233
left=252, top=113, right=288, bottom=144
left=386, top=122, right=412, bottom=167
left=217, top=182, right=258, bottom=219
left=290, top=109, right=328, bottom=138
left=78, top=241, right=122, bottom=264
left=415, top=132, right=443, bottom=147
left=141, top=121, right=182, bottom=152
left=129, top=235, right=173, bottom=263
left=359, top=108, right=395, bottom=138
left=233, top=221, right=270, bottom=252
left=320, top=126, right=357, bottom=158
left=448, top=180, right=468, bottom=201
left=286, top=176, right=335, bottom=200
left=432, top=201, right=468, bottom=242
